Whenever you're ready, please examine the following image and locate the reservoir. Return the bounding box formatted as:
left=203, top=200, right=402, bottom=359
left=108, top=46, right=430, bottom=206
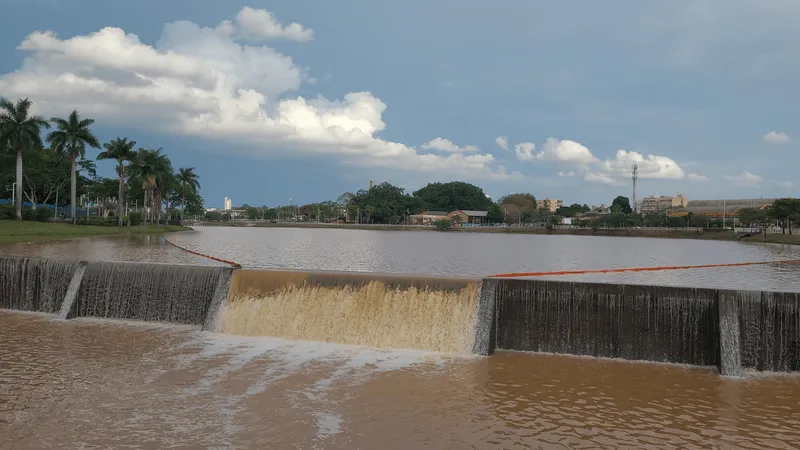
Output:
left=1, top=227, right=798, bottom=449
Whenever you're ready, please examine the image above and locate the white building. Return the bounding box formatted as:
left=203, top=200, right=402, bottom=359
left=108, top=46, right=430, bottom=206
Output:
left=223, top=197, right=232, bottom=210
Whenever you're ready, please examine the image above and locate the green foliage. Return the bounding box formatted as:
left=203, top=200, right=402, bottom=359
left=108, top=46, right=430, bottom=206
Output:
left=434, top=218, right=452, bottom=230
left=555, top=203, right=591, bottom=217
left=487, top=204, right=504, bottom=224
left=348, top=182, right=424, bottom=224
left=0, top=204, right=12, bottom=220
left=128, top=212, right=143, bottom=226
left=412, top=181, right=492, bottom=212
left=205, top=211, right=222, bottom=221
left=75, top=216, right=118, bottom=226
left=611, top=196, right=633, bottom=214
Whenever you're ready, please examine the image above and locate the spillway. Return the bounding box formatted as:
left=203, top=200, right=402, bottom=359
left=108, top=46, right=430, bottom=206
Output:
left=0, top=256, right=797, bottom=374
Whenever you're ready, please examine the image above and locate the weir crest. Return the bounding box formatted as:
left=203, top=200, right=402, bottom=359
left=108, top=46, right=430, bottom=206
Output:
left=0, top=256, right=797, bottom=374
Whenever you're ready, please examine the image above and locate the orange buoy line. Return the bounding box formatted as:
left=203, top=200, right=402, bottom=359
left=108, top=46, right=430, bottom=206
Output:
left=162, top=234, right=242, bottom=268
left=488, top=259, right=800, bottom=278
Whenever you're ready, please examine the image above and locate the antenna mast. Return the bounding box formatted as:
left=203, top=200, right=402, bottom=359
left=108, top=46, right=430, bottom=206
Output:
left=632, top=163, right=638, bottom=213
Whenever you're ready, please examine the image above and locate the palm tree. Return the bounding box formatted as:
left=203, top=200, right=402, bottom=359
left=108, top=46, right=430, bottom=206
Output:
left=0, top=98, right=50, bottom=220
left=176, top=167, right=201, bottom=224
left=97, top=137, right=137, bottom=226
left=46, top=110, right=100, bottom=224
left=130, top=148, right=171, bottom=225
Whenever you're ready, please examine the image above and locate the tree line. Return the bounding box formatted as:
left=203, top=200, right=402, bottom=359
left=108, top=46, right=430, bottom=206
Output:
left=222, top=181, right=592, bottom=225
left=0, top=98, right=202, bottom=225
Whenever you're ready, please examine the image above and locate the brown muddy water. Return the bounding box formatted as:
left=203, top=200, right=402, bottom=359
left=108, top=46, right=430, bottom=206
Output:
left=1, top=312, right=799, bottom=450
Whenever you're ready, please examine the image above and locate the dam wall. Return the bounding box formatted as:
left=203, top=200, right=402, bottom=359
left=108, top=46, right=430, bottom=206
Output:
left=0, top=256, right=797, bottom=372
left=0, top=256, right=82, bottom=313
left=479, top=278, right=799, bottom=373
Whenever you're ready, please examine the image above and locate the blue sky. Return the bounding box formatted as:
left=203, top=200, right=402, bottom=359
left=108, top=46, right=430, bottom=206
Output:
left=1, top=0, right=798, bottom=208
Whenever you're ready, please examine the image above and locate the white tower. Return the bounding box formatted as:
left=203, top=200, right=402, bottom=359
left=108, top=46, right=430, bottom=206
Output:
left=631, top=164, right=638, bottom=213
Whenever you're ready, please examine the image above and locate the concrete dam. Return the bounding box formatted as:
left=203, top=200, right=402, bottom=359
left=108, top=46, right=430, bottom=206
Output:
left=1, top=255, right=797, bottom=375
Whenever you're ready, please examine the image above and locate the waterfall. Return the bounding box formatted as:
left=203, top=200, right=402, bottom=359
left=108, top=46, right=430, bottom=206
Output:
left=70, top=261, right=231, bottom=325
left=0, top=256, right=81, bottom=313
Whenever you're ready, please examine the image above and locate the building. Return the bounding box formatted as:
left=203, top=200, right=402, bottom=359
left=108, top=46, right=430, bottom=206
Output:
left=446, top=210, right=489, bottom=225
left=223, top=197, right=232, bottom=210
left=668, top=198, right=776, bottom=218
left=536, top=198, right=563, bottom=212
left=640, top=194, right=689, bottom=215
left=409, top=211, right=448, bottom=225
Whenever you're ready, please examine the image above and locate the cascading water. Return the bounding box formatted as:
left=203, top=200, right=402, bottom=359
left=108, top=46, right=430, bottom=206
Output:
left=219, top=270, right=480, bottom=353
left=738, top=290, right=799, bottom=372
left=492, top=279, right=720, bottom=367
left=0, top=256, right=81, bottom=313
left=70, top=261, right=231, bottom=325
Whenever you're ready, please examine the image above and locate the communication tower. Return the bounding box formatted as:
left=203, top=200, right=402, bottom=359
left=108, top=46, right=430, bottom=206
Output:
left=631, top=164, right=638, bottom=213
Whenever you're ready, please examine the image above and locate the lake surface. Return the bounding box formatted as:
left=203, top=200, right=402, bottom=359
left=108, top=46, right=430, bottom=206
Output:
left=7, top=226, right=792, bottom=290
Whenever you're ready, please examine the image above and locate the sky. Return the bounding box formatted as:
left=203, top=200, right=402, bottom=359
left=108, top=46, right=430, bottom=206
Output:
left=1, top=0, right=798, bottom=208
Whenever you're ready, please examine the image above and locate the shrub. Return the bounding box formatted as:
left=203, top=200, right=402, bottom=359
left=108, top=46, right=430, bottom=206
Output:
left=34, top=208, right=52, bottom=222
left=0, top=204, right=13, bottom=220
left=434, top=219, right=452, bottom=230
left=21, top=208, right=37, bottom=221
left=128, top=212, right=143, bottom=226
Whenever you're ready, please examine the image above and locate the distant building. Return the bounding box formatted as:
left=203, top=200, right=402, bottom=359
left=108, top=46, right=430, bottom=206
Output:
left=536, top=198, right=563, bottom=212
left=640, top=194, right=688, bottom=215
left=668, top=198, right=776, bottom=218
left=409, top=211, right=448, bottom=225
left=223, top=197, right=232, bottom=210
left=446, top=210, right=489, bottom=225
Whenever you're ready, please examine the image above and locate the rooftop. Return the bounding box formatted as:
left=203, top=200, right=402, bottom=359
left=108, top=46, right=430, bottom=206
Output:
left=455, top=210, right=488, bottom=217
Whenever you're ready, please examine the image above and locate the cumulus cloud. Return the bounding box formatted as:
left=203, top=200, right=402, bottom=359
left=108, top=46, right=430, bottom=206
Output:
left=584, top=172, right=619, bottom=185
left=687, top=173, right=709, bottom=182
left=222, top=6, right=313, bottom=42
left=513, top=142, right=536, bottom=161
left=724, top=171, right=762, bottom=187
left=535, top=138, right=598, bottom=168
left=421, top=137, right=479, bottom=153
left=495, top=136, right=509, bottom=151
left=0, top=7, right=516, bottom=180
left=762, top=130, right=791, bottom=144
left=521, top=136, right=687, bottom=184
left=557, top=171, right=575, bottom=177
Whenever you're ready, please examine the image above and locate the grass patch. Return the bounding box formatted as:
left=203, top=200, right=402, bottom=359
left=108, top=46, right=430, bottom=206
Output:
left=0, top=220, right=190, bottom=244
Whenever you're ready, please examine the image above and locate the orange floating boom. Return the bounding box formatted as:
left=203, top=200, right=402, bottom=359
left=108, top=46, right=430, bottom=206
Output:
left=488, top=259, right=800, bottom=278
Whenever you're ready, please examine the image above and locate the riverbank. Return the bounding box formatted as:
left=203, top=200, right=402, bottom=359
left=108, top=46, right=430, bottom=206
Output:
left=0, top=221, right=190, bottom=244
left=194, top=221, right=800, bottom=245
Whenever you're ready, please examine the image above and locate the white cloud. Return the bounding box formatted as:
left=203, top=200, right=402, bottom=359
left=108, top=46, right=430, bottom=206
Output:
left=777, top=181, right=793, bottom=188
left=584, top=172, right=619, bottom=185
left=723, top=171, right=762, bottom=187
left=687, top=173, right=709, bottom=182
left=535, top=138, right=599, bottom=168
left=762, top=130, right=791, bottom=144
left=227, top=7, right=313, bottom=42
left=421, top=137, right=479, bottom=153
left=601, top=149, right=685, bottom=180
left=513, top=142, right=536, bottom=161
left=0, top=7, right=516, bottom=181
left=557, top=171, right=575, bottom=177
left=495, top=136, right=508, bottom=151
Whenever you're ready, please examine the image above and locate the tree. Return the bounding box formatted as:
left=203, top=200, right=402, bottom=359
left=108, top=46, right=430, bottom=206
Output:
left=412, top=181, right=492, bottom=212
left=611, top=196, right=633, bottom=214
left=21, top=144, right=70, bottom=210
left=498, top=193, right=537, bottom=223
left=175, top=167, right=201, bottom=224
left=46, top=110, right=101, bottom=223
left=349, top=182, right=424, bottom=224
left=767, top=198, right=800, bottom=234
left=130, top=148, right=171, bottom=224
left=487, top=203, right=504, bottom=224
left=0, top=98, right=50, bottom=220
left=97, top=137, right=137, bottom=226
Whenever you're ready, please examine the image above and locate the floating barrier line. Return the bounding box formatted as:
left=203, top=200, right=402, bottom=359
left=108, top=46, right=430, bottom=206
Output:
left=162, top=234, right=242, bottom=268
left=488, top=259, right=800, bottom=278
